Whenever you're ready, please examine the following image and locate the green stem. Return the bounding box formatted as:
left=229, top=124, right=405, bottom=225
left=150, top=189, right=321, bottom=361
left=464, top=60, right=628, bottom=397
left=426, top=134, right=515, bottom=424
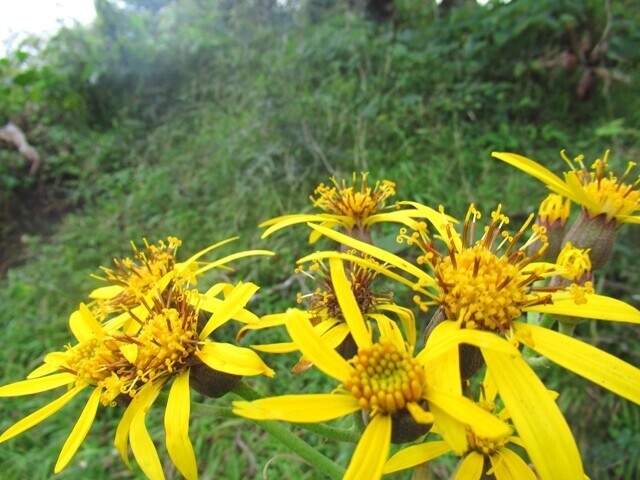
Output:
left=558, top=322, right=576, bottom=337
left=231, top=381, right=346, bottom=479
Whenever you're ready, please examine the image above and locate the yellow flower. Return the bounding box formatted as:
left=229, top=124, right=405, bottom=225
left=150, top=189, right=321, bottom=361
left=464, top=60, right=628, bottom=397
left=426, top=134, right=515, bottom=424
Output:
left=384, top=375, right=554, bottom=479
left=259, top=172, right=441, bottom=243
left=89, top=236, right=273, bottom=320
left=493, top=150, right=639, bottom=267
left=233, top=258, right=512, bottom=480
left=0, top=304, right=124, bottom=474
left=493, top=150, right=640, bottom=225
left=113, top=283, right=274, bottom=480
left=303, top=206, right=640, bottom=480
left=238, top=254, right=416, bottom=374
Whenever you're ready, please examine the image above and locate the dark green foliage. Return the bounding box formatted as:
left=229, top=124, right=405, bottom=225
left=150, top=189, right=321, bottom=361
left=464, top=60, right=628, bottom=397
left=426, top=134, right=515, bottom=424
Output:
left=0, top=0, right=638, bottom=478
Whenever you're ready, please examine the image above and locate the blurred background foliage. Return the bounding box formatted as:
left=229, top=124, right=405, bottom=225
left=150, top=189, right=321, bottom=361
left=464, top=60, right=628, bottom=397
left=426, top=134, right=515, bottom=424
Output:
left=0, top=0, right=639, bottom=478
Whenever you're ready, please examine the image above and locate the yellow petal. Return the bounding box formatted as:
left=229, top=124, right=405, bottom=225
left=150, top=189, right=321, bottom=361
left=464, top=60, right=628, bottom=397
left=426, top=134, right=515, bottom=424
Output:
left=515, top=322, right=640, bottom=404
left=426, top=389, right=512, bottom=443
left=250, top=342, right=298, bottom=353
left=482, top=348, right=583, bottom=480
left=490, top=447, right=537, bottom=480
left=199, top=282, right=260, bottom=339
left=383, top=440, right=451, bottom=474
left=344, top=413, right=391, bottom=480
left=131, top=403, right=165, bottom=480
left=368, top=314, right=405, bottom=351
left=0, top=384, right=85, bottom=443
left=260, top=214, right=336, bottom=238
left=396, top=201, right=461, bottom=249
left=429, top=403, right=467, bottom=455
left=454, top=452, right=484, bottom=480
left=232, top=393, right=360, bottom=422
left=196, top=342, right=274, bottom=378
left=491, top=152, right=572, bottom=197
left=318, top=322, right=350, bottom=350
left=307, top=223, right=434, bottom=284
left=26, top=362, right=58, bottom=379
left=405, top=402, right=435, bottom=425
left=55, top=387, right=101, bottom=473
left=177, top=237, right=238, bottom=270
left=616, top=214, right=640, bottom=224
left=88, top=285, right=124, bottom=299
left=0, top=373, right=76, bottom=397
left=329, top=257, right=371, bottom=349
left=199, top=296, right=259, bottom=324
left=165, top=372, right=197, bottom=480
left=530, top=293, right=640, bottom=323
left=71, top=303, right=102, bottom=342
left=285, top=309, right=351, bottom=382
left=418, top=320, right=517, bottom=366
left=194, top=250, right=274, bottom=276
left=115, top=380, right=164, bottom=467
left=120, top=344, right=139, bottom=365
left=376, top=303, right=417, bottom=350
left=237, top=312, right=289, bottom=340
left=299, top=251, right=428, bottom=292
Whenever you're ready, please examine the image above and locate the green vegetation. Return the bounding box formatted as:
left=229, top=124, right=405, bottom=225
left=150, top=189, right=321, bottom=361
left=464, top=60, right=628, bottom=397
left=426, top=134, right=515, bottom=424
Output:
left=1, top=0, right=639, bottom=478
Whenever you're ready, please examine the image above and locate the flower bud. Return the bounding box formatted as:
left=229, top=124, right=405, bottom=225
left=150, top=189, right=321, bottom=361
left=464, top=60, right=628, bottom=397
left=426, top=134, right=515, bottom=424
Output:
left=563, top=211, right=618, bottom=269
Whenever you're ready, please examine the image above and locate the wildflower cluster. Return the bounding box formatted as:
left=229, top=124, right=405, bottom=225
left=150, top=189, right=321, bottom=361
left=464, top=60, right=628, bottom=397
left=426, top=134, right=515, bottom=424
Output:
left=1, top=152, right=639, bottom=480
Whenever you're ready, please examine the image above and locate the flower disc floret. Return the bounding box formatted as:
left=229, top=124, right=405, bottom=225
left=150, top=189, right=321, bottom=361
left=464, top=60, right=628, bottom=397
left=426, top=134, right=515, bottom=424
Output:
left=344, top=340, right=425, bottom=414
left=466, top=429, right=507, bottom=457
left=434, top=245, right=528, bottom=332
left=311, top=173, right=396, bottom=223
left=65, top=337, right=119, bottom=385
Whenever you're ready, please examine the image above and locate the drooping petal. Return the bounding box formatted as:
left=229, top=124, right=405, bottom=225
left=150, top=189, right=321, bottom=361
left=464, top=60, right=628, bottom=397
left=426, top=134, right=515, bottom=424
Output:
left=490, top=447, right=537, bottom=480
left=515, top=322, right=640, bottom=404
left=131, top=403, right=165, bottom=480
left=88, top=285, right=124, bottom=300
left=344, top=413, right=391, bottom=480
left=115, top=380, right=164, bottom=467
left=285, top=309, right=351, bottom=382
left=193, top=250, right=274, bottom=277
left=329, top=257, right=371, bottom=349
left=70, top=303, right=102, bottom=342
left=383, top=440, right=451, bottom=474
left=376, top=303, right=416, bottom=348
left=529, top=293, right=640, bottom=323
left=26, top=362, right=59, bottom=379
left=405, top=402, right=435, bottom=425
left=0, top=384, right=85, bottom=443
left=428, top=403, right=468, bottom=455
left=199, top=296, right=259, bottom=324
left=482, top=348, right=583, bottom=480
left=418, top=320, right=516, bottom=366
left=368, top=314, right=405, bottom=350
left=307, top=223, right=433, bottom=284
left=165, top=371, right=197, bottom=480
left=55, top=387, right=102, bottom=473
left=491, top=152, right=573, bottom=198
left=199, top=282, right=260, bottom=339
left=176, top=236, right=238, bottom=271
left=396, top=201, right=461, bottom=249
left=250, top=342, right=298, bottom=353
left=299, top=251, right=429, bottom=293
left=236, top=312, right=290, bottom=340
left=454, top=451, right=484, bottom=480
left=425, top=389, right=512, bottom=442
left=196, top=342, right=274, bottom=378
left=259, top=214, right=341, bottom=238
left=232, top=393, right=360, bottom=422
left=0, top=372, right=77, bottom=397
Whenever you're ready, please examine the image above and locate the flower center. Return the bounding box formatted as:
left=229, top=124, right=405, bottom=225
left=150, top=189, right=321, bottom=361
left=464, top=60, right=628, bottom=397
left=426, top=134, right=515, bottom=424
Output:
left=466, top=430, right=506, bottom=456
left=344, top=341, right=424, bottom=415
left=563, top=150, right=640, bottom=221
left=310, top=173, right=395, bottom=225
left=65, top=337, right=119, bottom=385
left=434, top=245, right=528, bottom=331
